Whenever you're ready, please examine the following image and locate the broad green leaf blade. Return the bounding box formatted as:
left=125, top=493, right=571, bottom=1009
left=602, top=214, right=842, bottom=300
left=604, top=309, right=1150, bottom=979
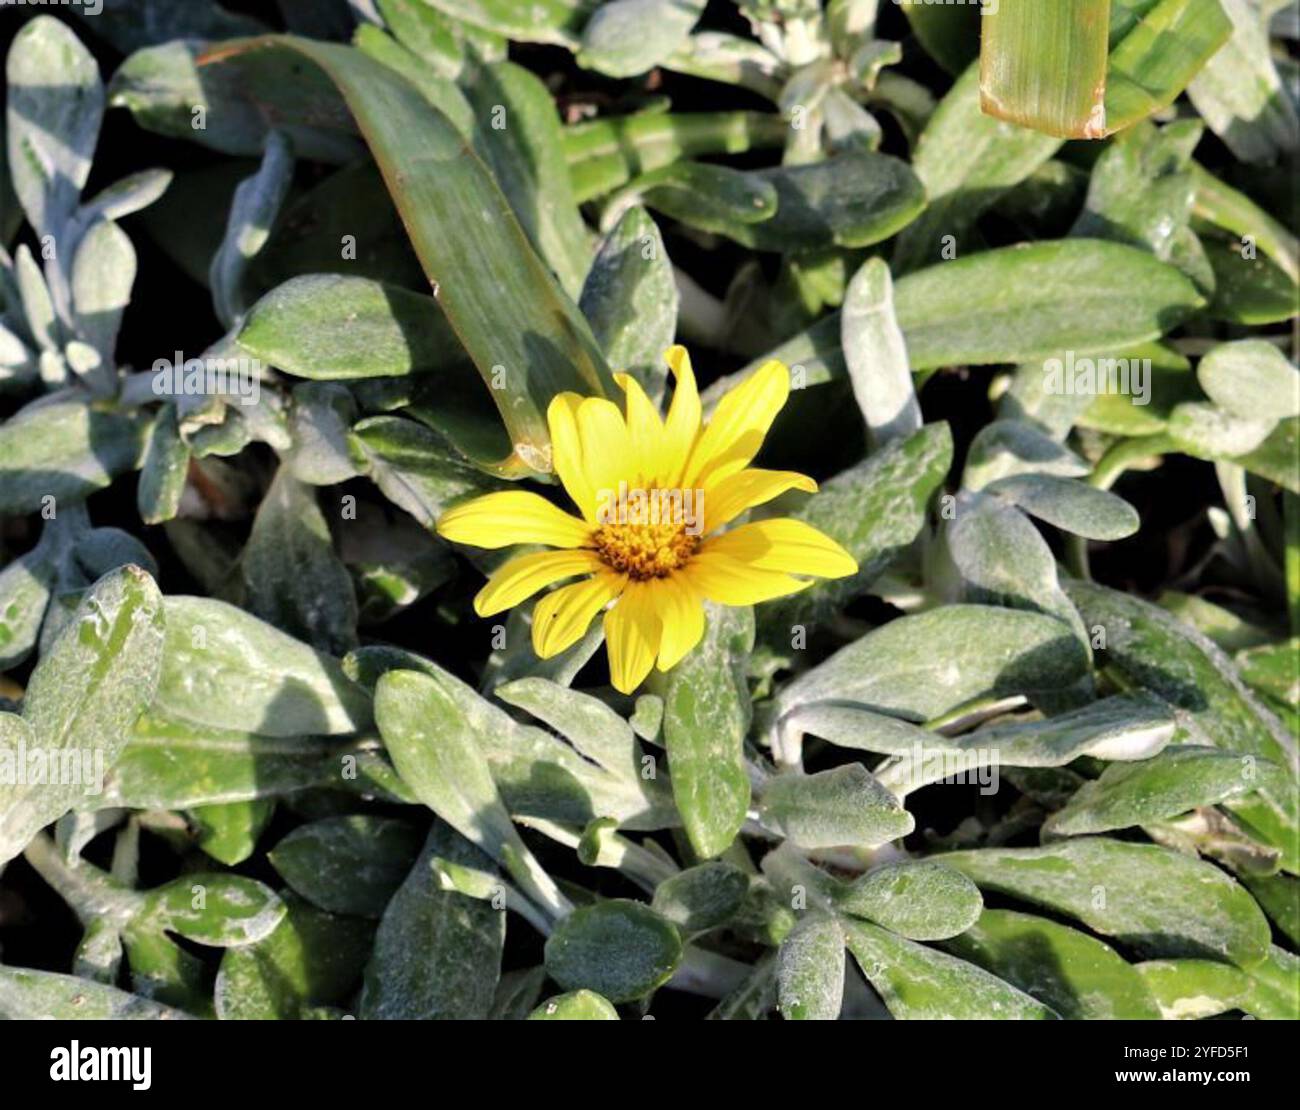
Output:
left=842, top=258, right=921, bottom=447
left=579, top=0, right=707, bottom=77
left=1198, top=339, right=1300, bottom=421
left=777, top=911, right=845, bottom=1021
left=140, top=874, right=285, bottom=947
left=373, top=668, right=568, bottom=917
left=527, top=990, right=620, bottom=1019
left=269, top=816, right=423, bottom=918
left=215, top=35, right=615, bottom=475
left=0, top=402, right=144, bottom=515
left=774, top=604, right=1091, bottom=726
left=360, top=825, right=505, bottom=1020
left=893, top=240, right=1204, bottom=370
left=1044, top=745, right=1289, bottom=837
left=942, top=838, right=1272, bottom=965
left=1242, top=944, right=1300, bottom=1019
left=241, top=469, right=358, bottom=655
left=944, top=909, right=1162, bottom=1018
left=1135, top=958, right=1252, bottom=1019
left=154, top=596, right=372, bottom=737
left=190, top=798, right=275, bottom=866
left=0, top=967, right=192, bottom=1020
left=980, top=0, right=1112, bottom=139
left=843, top=917, right=1059, bottom=1019
left=238, top=275, right=464, bottom=381
left=423, top=0, right=598, bottom=48
left=495, top=677, right=639, bottom=779
left=136, top=404, right=190, bottom=526
left=1, top=566, right=165, bottom=865
left=837, top=861, right=983, bottom=940
left=651, top=862, right=750, bottom=934
left=985, top=474, right=1140, bottom=540
left=544, top=900, right=682, bottom=1003
left=664, top=604, right=754, bottom=859
left=758, top=765, right=913, bottom=850
left=214, top=894, right=374, bottom=1020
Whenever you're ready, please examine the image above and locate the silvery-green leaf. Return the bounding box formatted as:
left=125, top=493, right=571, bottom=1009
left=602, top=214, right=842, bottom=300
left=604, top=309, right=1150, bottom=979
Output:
left=211, top=131, right=293, bottom=327
left=661, top=32, right=785, bottom=101
left=239, top=274, right=463, bottom=380
left=70, top=218, right=135, bottom=364
left=1135, top=958, right=1252, bottom=1019
left=136, top=403, right=190, bottom=526
left=841, top=258, right=920, bottom=448
left=5, top=16, right=103, bottom=240
left=963, top=419, right=1090, bottom=490
left=374, top=668, right=569, bottom=917
left=188, top=798, right=274, bottom=866
left=894, top=240, right=1203, bottom=371
left=842, top=917, right=1058, bottom=1020
left=1168, top=401, right=1277, bottom=458
left=985, top=474, right=1140, bottom=541
left=241, top=469, right=358, bottom=655
left=544, top=899, right=682, bottom=1003
left=837, top=861, right=982, bottom=940
left=774, top=605, right=1091, bottom=726
left=759, top=764, right=912, bottom=850
left=579, top=0, right=706, bottom=77
left=423, top=0, right=597, bottom=48
left=269, top=815, right=423, bottom=918
left=1068, top=580, right=1297, bottom=871
left=777, top=911, right=844, bottom=1021
left=1197, top=338, right=1300, bottom=421
left=579, top=205, right=677, bottom=403
left=78, top=168, right=172, bottom=226
left=287, top=382, right=360, bottom=486
left=759, top=422, right=952, bottom=644
left=663, top=604, right=753, bottom=859
left=154, top=596, right=372, bottom=737
left=1243, top=871, right=1300, bottom=948
left=349, top=416, right=506, bottom=527
left=943, top=909, right=1162, bottom=1019
left=140, top=873, right=285, bottom=947
left=941, top=838, right=1272, bottom=965
left=0, top=966, right=192, bottom=1019
left=945, top=492, right=1085, bottom=638
left=0, top=540, right=55, bottom=670
left=214, top=893, right=375, bottom=1020
left=495, top=677, right=639, bottom=780
left=0, top=401, right=144, bottom=515
left=1188, top=0, right=1300, bottom=164
left=893, top=63, right=1061, bottom=274
left=1044, top=746, right=1289, bottom=838
left=14, top=245, right=60, bottom=354
left=1, top=566, right=164, bottom=866
left=360, top=824, right=505, bottom=1019
left=527, top=989, right=620, bottom=1019
left=622, top=162, right=778, bottom=240
left=1242, top=944, right=1300, bottom=1019
left=108, top=40, right=362, bottom=163
left=652, top=862, right=750, bottom=934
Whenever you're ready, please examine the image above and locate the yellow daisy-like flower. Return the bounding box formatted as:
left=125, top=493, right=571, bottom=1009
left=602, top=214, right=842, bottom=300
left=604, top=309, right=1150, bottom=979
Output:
left=436, top=346, right=857, bottom=693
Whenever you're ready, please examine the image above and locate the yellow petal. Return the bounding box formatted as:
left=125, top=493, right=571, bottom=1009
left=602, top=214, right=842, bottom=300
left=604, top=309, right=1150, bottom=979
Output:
left=603, top=580, right=661, bottom=694
left=685, top=359, right=789, bottom=489
left=683, top=550, right=815, bottom=605
left=474, top=549, right=604, bottom=617
left=661, top=345, right=702, bottom=486
left=652, top=577, right=705, bottom=671
left=703, top=468, right=818, bottom=532
left=547, top=392, right=599, bottom=523
left=577, top=397, right=634, bottom=507
left=437, top=490, right=592, bottom=550
left=702, top=518, right=858, bottom=578
left=614, top=372, right=666, bottom=482
left=532, top=570, right=625, bottom=658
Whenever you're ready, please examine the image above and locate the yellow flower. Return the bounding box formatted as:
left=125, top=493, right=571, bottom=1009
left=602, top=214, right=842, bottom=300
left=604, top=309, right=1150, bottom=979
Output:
left=436, top=346, right=857, bottom=693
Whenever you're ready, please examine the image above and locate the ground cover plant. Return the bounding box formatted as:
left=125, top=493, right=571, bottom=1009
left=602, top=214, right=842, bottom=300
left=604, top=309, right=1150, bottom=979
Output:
left=0, top=0, right=1297, bottom=1022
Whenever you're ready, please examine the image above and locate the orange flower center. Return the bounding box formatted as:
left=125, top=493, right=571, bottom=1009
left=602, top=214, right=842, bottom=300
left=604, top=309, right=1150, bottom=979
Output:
left=592, top=519, right=699, bottom=580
